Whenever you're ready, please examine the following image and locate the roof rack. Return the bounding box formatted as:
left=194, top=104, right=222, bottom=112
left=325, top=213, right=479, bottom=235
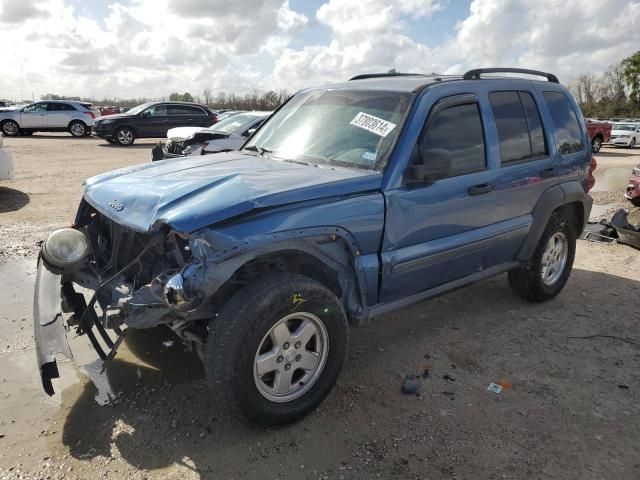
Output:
left=463, top=68, right=559, bottom=83
left=349, top=73, right=429, bottom=81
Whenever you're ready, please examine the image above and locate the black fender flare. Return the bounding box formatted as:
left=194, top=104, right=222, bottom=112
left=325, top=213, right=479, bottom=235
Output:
left=517, top=182, right=592, bottom=261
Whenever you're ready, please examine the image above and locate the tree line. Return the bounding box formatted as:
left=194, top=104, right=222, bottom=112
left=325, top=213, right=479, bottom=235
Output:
left=41, top=89, right=291, bottom=111
left=569, top=51, right=640, bottom=119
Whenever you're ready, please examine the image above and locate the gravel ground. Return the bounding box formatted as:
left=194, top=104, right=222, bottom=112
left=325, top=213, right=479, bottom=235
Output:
left=1, top=134, right=639, bottom=480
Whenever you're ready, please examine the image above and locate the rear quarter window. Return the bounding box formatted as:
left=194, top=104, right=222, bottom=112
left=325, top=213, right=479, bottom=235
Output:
left=542, top=91, right=583, bottom=155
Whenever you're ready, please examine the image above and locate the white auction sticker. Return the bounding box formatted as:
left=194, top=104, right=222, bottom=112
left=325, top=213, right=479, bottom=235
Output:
left=350, top=112, right=397, bottom=138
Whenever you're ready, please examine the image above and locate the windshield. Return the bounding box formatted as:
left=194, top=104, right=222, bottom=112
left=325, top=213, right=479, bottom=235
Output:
left=127, top=102, right=154, bottom=115
left=211, top=113, right=263, bottom=134
left=614, top=123, right=637, bottom=131
left=244, top=89, right=412, bottom=170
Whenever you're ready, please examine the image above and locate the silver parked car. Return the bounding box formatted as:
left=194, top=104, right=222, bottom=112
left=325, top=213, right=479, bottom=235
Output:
left=0, top=100, right=100, bottom=137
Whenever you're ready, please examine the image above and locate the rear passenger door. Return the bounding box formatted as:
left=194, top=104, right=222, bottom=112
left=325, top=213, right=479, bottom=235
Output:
left=380, top=93, right=518, bottom=302
left=168, top=105, right=209, bottom=128
left=46, top=103, right=75, bottom=128
left=486, top=90, right=557, bottom=225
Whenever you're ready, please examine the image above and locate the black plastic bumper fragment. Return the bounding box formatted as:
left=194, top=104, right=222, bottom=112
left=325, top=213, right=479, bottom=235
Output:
left=33, top=259, right=72, bottom=395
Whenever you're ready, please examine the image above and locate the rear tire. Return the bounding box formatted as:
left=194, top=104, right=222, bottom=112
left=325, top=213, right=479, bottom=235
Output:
left=204, top=272, right=349, bottom=425
left=1, top=120, right=20, bottom=136
left=508, top=211, right=576, bottom=302
left=114, top=126, right=134, bottom=146
left=591, top=136, right=602, bottom=153
left=69, top=120, right=87, bottom=137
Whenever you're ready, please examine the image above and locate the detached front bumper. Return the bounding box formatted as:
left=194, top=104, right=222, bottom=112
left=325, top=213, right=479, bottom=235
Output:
left=33, top=258, right=72, bottom=395
left=34, top=256, right=127, bottom=395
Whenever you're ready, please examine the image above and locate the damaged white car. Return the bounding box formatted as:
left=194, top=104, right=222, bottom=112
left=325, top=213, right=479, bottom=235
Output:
left=151, top=111, right=270, bottom=161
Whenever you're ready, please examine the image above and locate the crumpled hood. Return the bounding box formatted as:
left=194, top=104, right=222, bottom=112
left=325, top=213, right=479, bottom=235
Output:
left=83, top=152, right=381, bottom=233
left=167, top=126, right=208, bottom=141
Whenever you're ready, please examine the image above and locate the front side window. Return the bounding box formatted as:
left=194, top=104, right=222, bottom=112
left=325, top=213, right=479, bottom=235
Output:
left=417, top=100, right=486, bottom=178
left=143, top=104, right=168, bottom=116
left=542, top=91, right=583, bottom=155
left=23, top=103, right=47, bottom=113
left=127, top=103, right=154, bottom=115
left=489, top=91, right=547, bottom=163
left=244, top=89, right=412, bottom=170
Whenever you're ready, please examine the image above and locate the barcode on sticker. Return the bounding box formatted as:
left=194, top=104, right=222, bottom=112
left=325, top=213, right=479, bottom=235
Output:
left=350, top=112, right=397, bottom=138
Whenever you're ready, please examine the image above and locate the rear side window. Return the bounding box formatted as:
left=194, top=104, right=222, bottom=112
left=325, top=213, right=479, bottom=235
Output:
left=47, top=103, right=75, bottom=111
left=419, top=101, right=486, bottom=177
left=489, top=91, right=547, bottom=163
left=542, top=91, right=584, bottom=154
left=169, top=105, right=206, bottom=115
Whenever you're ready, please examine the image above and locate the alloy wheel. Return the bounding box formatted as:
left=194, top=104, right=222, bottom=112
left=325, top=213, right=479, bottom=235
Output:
left=2, top=121, right=19, bottom=136
left=540, top=232, right=568, bottom=286
left=253, top=312, right=329, bottom=403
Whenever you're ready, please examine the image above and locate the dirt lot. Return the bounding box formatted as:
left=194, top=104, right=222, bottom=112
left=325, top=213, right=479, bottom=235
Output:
left=1, top=134, right=639, bottom=480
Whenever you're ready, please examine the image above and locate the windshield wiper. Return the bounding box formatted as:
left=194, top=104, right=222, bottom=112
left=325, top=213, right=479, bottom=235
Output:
left=244, top=145, right=272, bottom=156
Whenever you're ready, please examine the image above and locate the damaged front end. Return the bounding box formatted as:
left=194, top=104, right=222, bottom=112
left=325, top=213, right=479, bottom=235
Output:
left=34, top=201, right=206, bottom=395
left=151, top=131, right=230, bottom=161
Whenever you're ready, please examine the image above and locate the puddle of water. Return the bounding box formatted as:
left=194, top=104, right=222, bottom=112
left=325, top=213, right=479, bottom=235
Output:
left=592, top=167, right=632, bottom=193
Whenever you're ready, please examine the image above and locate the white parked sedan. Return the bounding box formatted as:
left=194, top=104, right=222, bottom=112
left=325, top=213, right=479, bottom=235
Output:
left=608, top=122, right=640, bottom=148
left=151, top=111, right=271, bottom=161
left=0, top=133, right=14, bottom=180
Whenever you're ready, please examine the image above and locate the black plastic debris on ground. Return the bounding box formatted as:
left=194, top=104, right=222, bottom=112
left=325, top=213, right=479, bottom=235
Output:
left=610, top=209, right=640, bottom=249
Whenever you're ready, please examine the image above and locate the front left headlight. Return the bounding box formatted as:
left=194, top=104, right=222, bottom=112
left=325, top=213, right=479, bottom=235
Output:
left=42, top=228, right=89, bottom=268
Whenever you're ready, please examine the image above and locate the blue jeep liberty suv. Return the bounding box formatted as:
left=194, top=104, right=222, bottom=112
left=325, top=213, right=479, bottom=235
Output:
left=34, top=68, right=594, bottom=424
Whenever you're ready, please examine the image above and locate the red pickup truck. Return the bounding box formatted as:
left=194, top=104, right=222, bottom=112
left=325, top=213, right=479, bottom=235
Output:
left=586, top=120, right=612, bottom=153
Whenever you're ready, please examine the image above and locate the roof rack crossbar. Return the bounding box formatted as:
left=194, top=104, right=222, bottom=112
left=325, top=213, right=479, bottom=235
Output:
left=349, top=73, right=429, bottom=81
left=463, top=68, right=559, bottom=83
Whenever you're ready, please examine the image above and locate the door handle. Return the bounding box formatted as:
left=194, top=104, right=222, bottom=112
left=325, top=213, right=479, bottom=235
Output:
left=540, top=167, right=556, bottom=178
left=468, top=183, right=494, bottom=195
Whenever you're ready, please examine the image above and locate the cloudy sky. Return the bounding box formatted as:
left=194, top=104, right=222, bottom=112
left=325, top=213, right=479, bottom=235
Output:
left=1, top=0, right=639, bottom=101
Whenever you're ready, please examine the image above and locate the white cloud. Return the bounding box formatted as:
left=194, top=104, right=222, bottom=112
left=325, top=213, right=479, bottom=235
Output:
left=0, top=0, right=639, bottom=101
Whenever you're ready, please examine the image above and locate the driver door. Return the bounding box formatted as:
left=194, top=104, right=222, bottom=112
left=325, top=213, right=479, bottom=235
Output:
left=138, top=103, right=169, bottom=137
left=20, top=102, right=49, bottom=128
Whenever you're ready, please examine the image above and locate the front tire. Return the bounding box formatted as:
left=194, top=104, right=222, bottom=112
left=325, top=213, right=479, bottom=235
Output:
left=629, top=139, right=636, bottom=149
left=508, top=211, right=576, bottom=302
left=591, top=136, right=602, bottom=153
left=114, top=126, right=134, bottom=146
left=1, top=120, right=20, bottom=136
left=204, top=273, right=349, bottom=425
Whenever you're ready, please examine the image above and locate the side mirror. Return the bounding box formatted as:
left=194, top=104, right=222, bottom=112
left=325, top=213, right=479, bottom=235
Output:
left=408, top=148, right=452, bottom=183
